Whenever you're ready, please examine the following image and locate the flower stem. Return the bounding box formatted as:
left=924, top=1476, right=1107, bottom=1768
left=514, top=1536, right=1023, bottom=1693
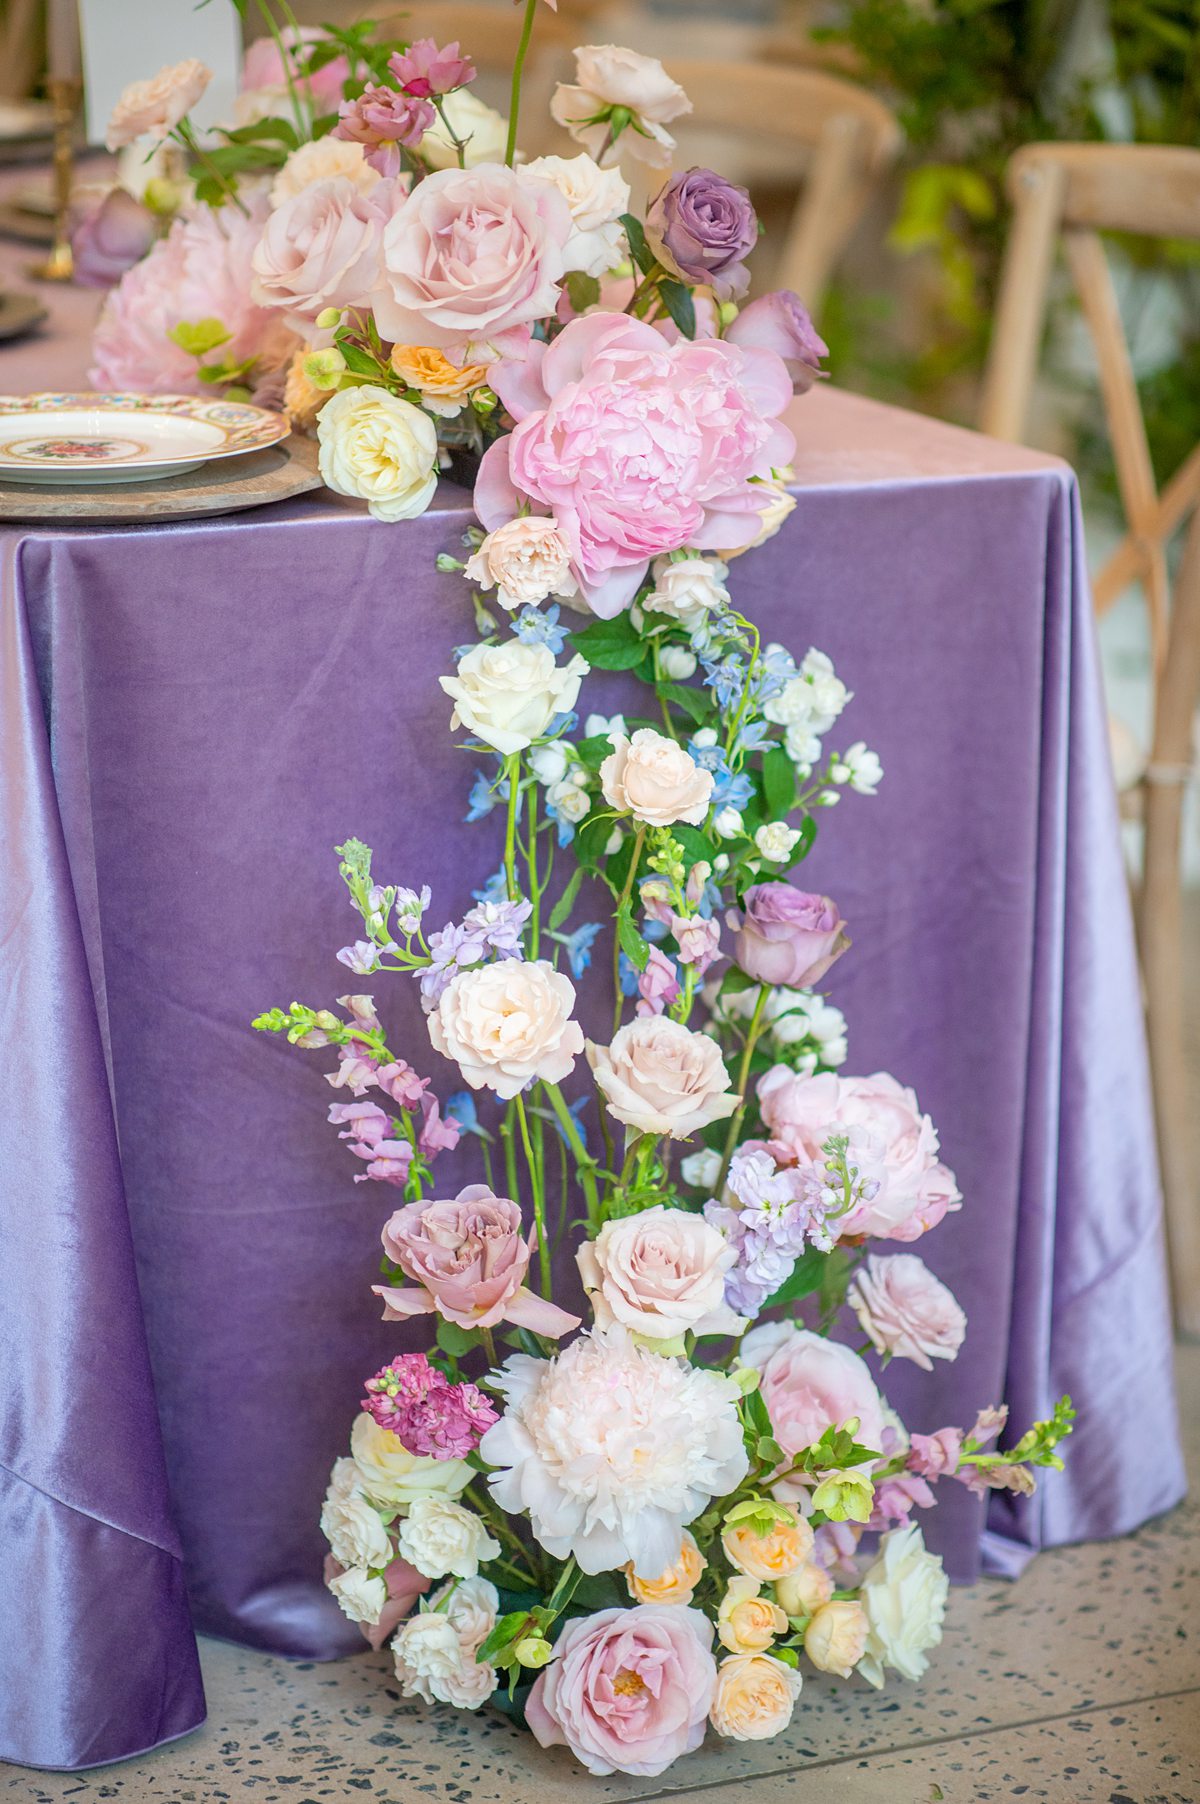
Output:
left=716, top=983, right=769, bottom=1195
left=175, top=120, right=250, bottom=216
left=611, top=824, right=647, bottom=1039
left=504, top=754, right=521, bottom=902
left=545, top=1082, right=601, bottom=1230
left=504, top=0, right=540, bottom=167
left=515, top=1090, right=550, bottom=1295
left=528, top=783, right=541, bottom=957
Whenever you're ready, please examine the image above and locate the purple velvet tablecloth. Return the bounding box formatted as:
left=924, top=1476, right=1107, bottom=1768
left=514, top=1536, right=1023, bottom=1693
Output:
left=0, top=380, right=1185, bottom=1772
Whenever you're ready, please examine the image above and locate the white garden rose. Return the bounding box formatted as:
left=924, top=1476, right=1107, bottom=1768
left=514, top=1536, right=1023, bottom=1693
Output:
left=464, top=518, right=579, bottom=612
left=588, top=1016, right=739, bottom=1139
left=521, top=153, right=630, bottom=277
left=270, top=136, right=379, bottom=206
left=392, top=1610, right=465, bottom=1703
left=419, top=90, right=508, bottom=169
left=529, top=741, right=571, bottom=786
left=857, top=1523, right=949, bottom=1687
left=327, top=1564, right=387, bottom=1625
left=327, top=1455, right=361, bottom=1500
left=429, top=958, right=584, bottom=1099
left=319, top=1483, right=390, bottom=1570
left=755, top=822, right=802, bottom=863
left=395, top=1497, right=500, bottom=1580
left=317, top=387, right=439, bottom=523
left=576, top=1204, right=744, bottom=1341
left=551, top=45, right=691, bottom=169
left=440, top=642, right=589, bottom=756
left=659, top=645, right=697, bottom=680
left=431, top=1577, right=500, bottom=1708
left=350, top=1411, right=472, bottom=1507
left=600, top=728, right=713, bottom=827
left=644, top=555, right=731, bottom=629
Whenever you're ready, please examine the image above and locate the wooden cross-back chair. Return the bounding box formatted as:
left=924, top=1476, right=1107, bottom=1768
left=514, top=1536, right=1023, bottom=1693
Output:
left=981, top=141, right=1200, bottom=1332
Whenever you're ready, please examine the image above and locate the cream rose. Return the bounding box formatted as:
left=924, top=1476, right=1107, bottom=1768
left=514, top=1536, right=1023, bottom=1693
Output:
left=395, top=1497, right=499, bottom=1581
left=252, top=177, right=395, bottom=321
left=327, top=1564, right=387, bottom=1625
left=464, top=518, right=579, bottom=611
left=429, top=959, right=584, bottom=1099
left=625, top=1530, right=704, bottom=1606
left=722, top=1506, right=814, bottom=1583
left=858, top=1524, right=949, bottom=1687
left=440, top=641, right=589, bottom=757
left=588, top=1016, right=739, bottom=1140
left=600, top=729, right=713, bottom=828
left=521, top=153, right=630, bottom=278
left=391, top=345, right=488, bottom=418
left=270, top=136, right=379, bottom=206
left=710, top=1653, right=802, bottom=1740
left=319, top=1483, right=390, bottom=1570
left=392, top=1611, right=465, bottom=1703
left=722, top=474, right=796, bottom=558
left=717, top=1577, right=788, bottom=1654
left=106, top=59, right=211, bottom=150
left=804, top=1600, right=869, bottom=1678
left=317, top=387, right=439, bottom=523
left=644, top=554, right=731, bottom=629
left=775, top=1562, right=834, bottom=1617
left=551, top=45, right=691, bottom=169
left=350, top=1411, right=472, bottom=1507
left=426, top=1577, right=499, bottom=1708
left=576, top=1204, right=744, bottom=1342
left=419, top=90, right=508, bottom=169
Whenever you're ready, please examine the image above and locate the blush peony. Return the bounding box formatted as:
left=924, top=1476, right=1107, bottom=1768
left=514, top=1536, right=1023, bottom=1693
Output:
left=740, top=1322, right=887, bottom=1497
left=428, top=959, right=584, bottom=1099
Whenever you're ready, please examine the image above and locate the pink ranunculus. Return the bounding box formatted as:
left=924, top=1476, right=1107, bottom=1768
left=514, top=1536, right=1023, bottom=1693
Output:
left=476, top=312, right=795, bottom=616
left=848, top=1253, right=967, bottom=1371
left=332, top=85, right=434, bottom=176
left=756, top=1069, right=961, bottom=1243
left=89, top=196, right=278, bottom=395
left=728, top=884, right=850, bottom=989
left=241, top=29, right=350, bottom=110
left=388, top=38, right=475, bottom=98
left=374, top=163, right=572, bottom=363
left=323, top=1551, right=430, bottom=1650
left=908, top=1427, right=963, bottom=1479
left=373, top=1186, right=580, bottom=1338
left=526, top=1605, right=717, bottom=1776
left=251, top=176, right=401, bottom=323
left=725, top=290, right=828, bottom=394
left=739, top=1322, right=887, bottom=1494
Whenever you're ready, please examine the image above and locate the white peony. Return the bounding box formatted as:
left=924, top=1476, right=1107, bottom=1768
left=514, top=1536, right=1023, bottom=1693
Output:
left=317, top=387, right=439, bottom=523
left=644, top=555, right=731, bottom=630
left=395, top=1497, right=500, bottom=1580
left=270, top=136, right=379, bottom=206
left=429, top=958, right=584, bottom=1099
left=521, top=153, right=630, bottom=277
left=857, top=1524, right=948, bottom=1687
left=440, top=642, right=589, bottom=757
left=419, top=90, right=508, bottom=169
left=480, top=1327, right=749, bottom=1577
left=328, top=1564, right=387, bottom=1625
left=320, top=1483, right=390, bottom=1570
left=350, top=1411, right=472, bottom=1508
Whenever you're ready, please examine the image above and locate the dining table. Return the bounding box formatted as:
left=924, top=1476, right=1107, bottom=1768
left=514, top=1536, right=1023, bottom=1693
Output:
left=0, top=202, right=1187, bottom=1773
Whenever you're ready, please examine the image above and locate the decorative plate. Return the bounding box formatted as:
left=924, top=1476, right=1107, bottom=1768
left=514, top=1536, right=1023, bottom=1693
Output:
left=0, top=393, right=290, bottom=485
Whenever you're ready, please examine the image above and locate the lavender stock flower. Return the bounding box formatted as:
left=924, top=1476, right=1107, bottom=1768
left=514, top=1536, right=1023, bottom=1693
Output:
left=646, top=166, right=758, bottom=300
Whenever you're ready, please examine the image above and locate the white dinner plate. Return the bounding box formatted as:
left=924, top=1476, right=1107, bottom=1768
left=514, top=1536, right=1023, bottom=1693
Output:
left=0, top=393, right=290, bottom=485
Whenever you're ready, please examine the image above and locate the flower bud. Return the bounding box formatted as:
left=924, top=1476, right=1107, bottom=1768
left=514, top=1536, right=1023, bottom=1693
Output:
left=303, top=347, right=348, bottom=390
left=515, top=1635, right=553, bottom=1669
left=315, top=306, right=343, bottom=330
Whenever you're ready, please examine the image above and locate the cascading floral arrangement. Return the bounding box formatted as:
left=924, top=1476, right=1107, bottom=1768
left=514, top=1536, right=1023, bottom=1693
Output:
left=100, top=2, right=1078, bottom=1778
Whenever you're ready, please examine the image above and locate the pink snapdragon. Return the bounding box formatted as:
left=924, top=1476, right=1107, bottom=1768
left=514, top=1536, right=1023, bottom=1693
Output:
left=388, top=38, right=475, bottom=97
left=362, top=1354, right=497, bottom=1460
left=635, top=945, right=681, bottom=1017
left=908, top=1428, right=963, bottom=1479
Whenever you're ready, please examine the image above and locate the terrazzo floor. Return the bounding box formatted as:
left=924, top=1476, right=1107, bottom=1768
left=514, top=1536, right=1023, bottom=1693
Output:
left=5, top=1342, right=1197, bottom=1804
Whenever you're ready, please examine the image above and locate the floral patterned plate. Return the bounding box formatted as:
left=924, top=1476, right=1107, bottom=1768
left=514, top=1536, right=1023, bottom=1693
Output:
left=0, top=392, right=289, bottom=485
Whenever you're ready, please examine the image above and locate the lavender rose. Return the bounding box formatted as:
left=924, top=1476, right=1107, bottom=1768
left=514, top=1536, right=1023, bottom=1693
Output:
left=726, top=290, right=828, bottom=394
left=70, top=188, right=157, bottom=288
left=728, top=884, right=850, bottom=989
left=646, top=167, right=758, bottom=301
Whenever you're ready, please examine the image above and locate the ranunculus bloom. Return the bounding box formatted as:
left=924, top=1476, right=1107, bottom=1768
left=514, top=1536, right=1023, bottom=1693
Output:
left=710, top=1652, right=802, bottom=1740
left=775, top=1561, right=834, bottom=1616
left=374, top=1186, right=580, bottom=1337
left=625, top=1530, right=704, bottom=1606
left=726, top=290, right=828, bottom=394
left=740, top=1322, right=887, bottom=1496
left=756, top=1068, right=961, bottom=1242
left=857, top=1523, right=948, bottom=1687
left=389, top=37, right=475, bottom=98
left=481, top=1328, right=748, bottom=1576
left=317, top=386, right=439, bottom=523
left=418, top=91, right=508, bottom=170
left=440, top=640, right=588, bottom=756
left=349, top=1411, right=472, bottom=1507
left=717, top=1576, right=788, bottom=1653
left=70, top=187, right=157, bottom=288
left=804, top=1599, right=868, bottom=1677
left=722, top=1505, right=813, bottom=1582
left=392, top=345, right=487, bottom=418
left=242, top=29, right=350, bottom=110
left=729, top=885, right=850, bottom=989
left=429, top=959, right=584, bottom=1099
left=601, top=729, right=714, bottom=827
left=252, top=176, right=399, bottom=322
left=332, top=84, right=434, bottom=176
left=323, top=1551, right=430, bottom=1650
left=588, top=1016, right=739, bottom=1140
left=848, top=1254, right=967, bottom=1370
left=270, top=136, right=379, bottom=207
left=647, top=167, right=758, bottom=300
left=526, top=1605, right=717, bottom=1776
left=551, top=45, right=691, bottom=169
left=374, top=163, right=571, bottom=362
left=476, top=312, right=794, bottom=615
left=106, top=59, right=211, bottom=150
left=577, top=1204, right=744, bottom=1341
left=521, top=153, right=630, bottom=278
left=463, top=518, right=578, bottom=610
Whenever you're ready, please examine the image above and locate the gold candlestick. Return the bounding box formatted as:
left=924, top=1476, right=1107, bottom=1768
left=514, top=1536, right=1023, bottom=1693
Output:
left=30, top=77, right=83, bottom=282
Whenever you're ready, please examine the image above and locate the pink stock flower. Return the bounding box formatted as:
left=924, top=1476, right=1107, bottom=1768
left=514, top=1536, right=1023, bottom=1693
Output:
left=417, top=1093, right=461, bottom=1156
left=333, top=85, right=434, bottom=176
left=362, top=1353, right=497, bottom=1460
left=908, top=1428, right=963, bottom=1479
left=636, top=945, right=681, bottom=1017
left=729, top=885, right=850, bottom=990
left=477, top=312, right=795, bottom=616
left=323, top=1551, right=430, bottom=1650
left=867, top=1471, right=935, bottom=1532
left=388, top=38, right=475, bottom=97
left=848, top=1254, right=967, bottom=1371
left=374, top=1187, right=581, bottom=1337
left=526, top=1605, right=717, bottom=1776
left=328, top=1101, right=415, bottom=1185
left=242, top=29, right=350, bottom=109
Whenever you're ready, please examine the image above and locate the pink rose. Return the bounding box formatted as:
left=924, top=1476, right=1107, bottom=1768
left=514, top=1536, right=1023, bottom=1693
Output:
left=526, top=1605, right=717, bottom=1776
left=323, top=1552, right=429, bottom=1651
left=251, top=177, right=401, bottom=322
left=725, top=290, right=828, bottom=394
left=600, top=728, right=714, bottom=827
left=740, top=1322, right=886, bottom=1488
left=373, top=1186, right=580, bottom=1338
left=728, top=884, right=850, bottom=989
left=388, top=38, right=475, bottom=98
left=476, top=311, right=795, bottom=615
left=756, top=1069, right=961, bottom=1243
left=106, top=59, right=211, bottom=150
left=374, top=163, right=571, bottom=362
left=848, top=1254, right=967, bottom=1371
left=332, top=86, right=434, bottom=176
left=241, top=30, right=350, bottom=110
left=576, top=1203, right=744, bottom=1341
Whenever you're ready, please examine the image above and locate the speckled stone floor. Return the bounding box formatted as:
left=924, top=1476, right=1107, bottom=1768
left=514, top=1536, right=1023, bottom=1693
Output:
left=5, top=1344, right=1197, bottom=1804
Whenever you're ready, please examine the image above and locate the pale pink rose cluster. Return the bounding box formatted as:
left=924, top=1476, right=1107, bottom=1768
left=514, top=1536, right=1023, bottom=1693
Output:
left=106, top=59, right=211, bottom=151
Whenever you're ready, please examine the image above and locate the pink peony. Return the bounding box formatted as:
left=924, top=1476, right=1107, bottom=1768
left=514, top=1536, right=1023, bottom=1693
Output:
left=89, top=197, right=278, bottom=396
left=728, top=884, right=850, bottom=989
left=756, top=1068, right=961, bottom=1243
left=251, top=175, right=401, bottom=322
left=739, top=1321, right=886, bottom=1494
left=374, top=163, right=572, bottom=362
left=847, top=1253, right=967, bottom=1371
left=526, top=1605, right=717, bottom=1776
left=241, top=29, right=350, bottom=110
left=373, top=1186, right=581, bottom=1338
left=323, top=1551, right=429, bottom=1651
left=388, top=38, right=475, bottom=98
left=476, top=312, right=795, bottom=616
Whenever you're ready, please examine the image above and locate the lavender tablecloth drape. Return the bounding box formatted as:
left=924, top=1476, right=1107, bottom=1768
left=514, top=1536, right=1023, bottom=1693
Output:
left=0, top=385, right=1185, bottom=1772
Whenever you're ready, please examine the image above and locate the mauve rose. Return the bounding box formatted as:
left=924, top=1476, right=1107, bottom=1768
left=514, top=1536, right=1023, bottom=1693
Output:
left=726, top=290, right=828, bottom=394
left=647, top=167, right=758, bottom=301
left=848, top=1254, right=966, bottom=1371
left=71, top=187, right=157, bottom=288
left=251, top=176, right=400, bottom=321
left=374, top=1186, right=580, bottom=1337
left=332, top=85, right=434, bottom=176
left=729, top=884, right=850, bottom=989
left=323, top=1551, right=429, bottom=1650
left=527, top=1605, right=717, bottom=1776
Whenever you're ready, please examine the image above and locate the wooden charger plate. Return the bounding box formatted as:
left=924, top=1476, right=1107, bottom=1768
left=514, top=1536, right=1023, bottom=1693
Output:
left=0, top=431, right=324, bottom=525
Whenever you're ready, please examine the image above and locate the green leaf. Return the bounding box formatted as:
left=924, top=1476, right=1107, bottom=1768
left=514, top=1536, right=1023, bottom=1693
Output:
left=762, top=745, right=795, bottom=821
left=434, top=1318, right=475, bottom=1357
left=167, top=316, right=231, bottom=357
left=569, top=613, right=646, bottom=671
left=476, top=1610, right=535, bottom=1666
left=564, top=270, right=601, bottom=313
left=548, top=866, right=584, bottom=931
left=784, top=815, right=817, bottom=866
left=756, top=1435, right=786, bottom=1465
left=617, top=904, right=650, bottom=971
left=574, top=732, right=615, bottom=772
left=575, top=810, right=614, bottom=873
left=336, top=340, right=386, bottom=378
left=220, top=116, right=300, bottom=148
left=621, top=212, right=655, bottom=277
left=658, top=681, right=711, bottom=726
left=667, top=822, right=713, bottom=872
left=761, top=1247, right=829, bottom=1311
left=659, top=279, right=697, bottom=339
